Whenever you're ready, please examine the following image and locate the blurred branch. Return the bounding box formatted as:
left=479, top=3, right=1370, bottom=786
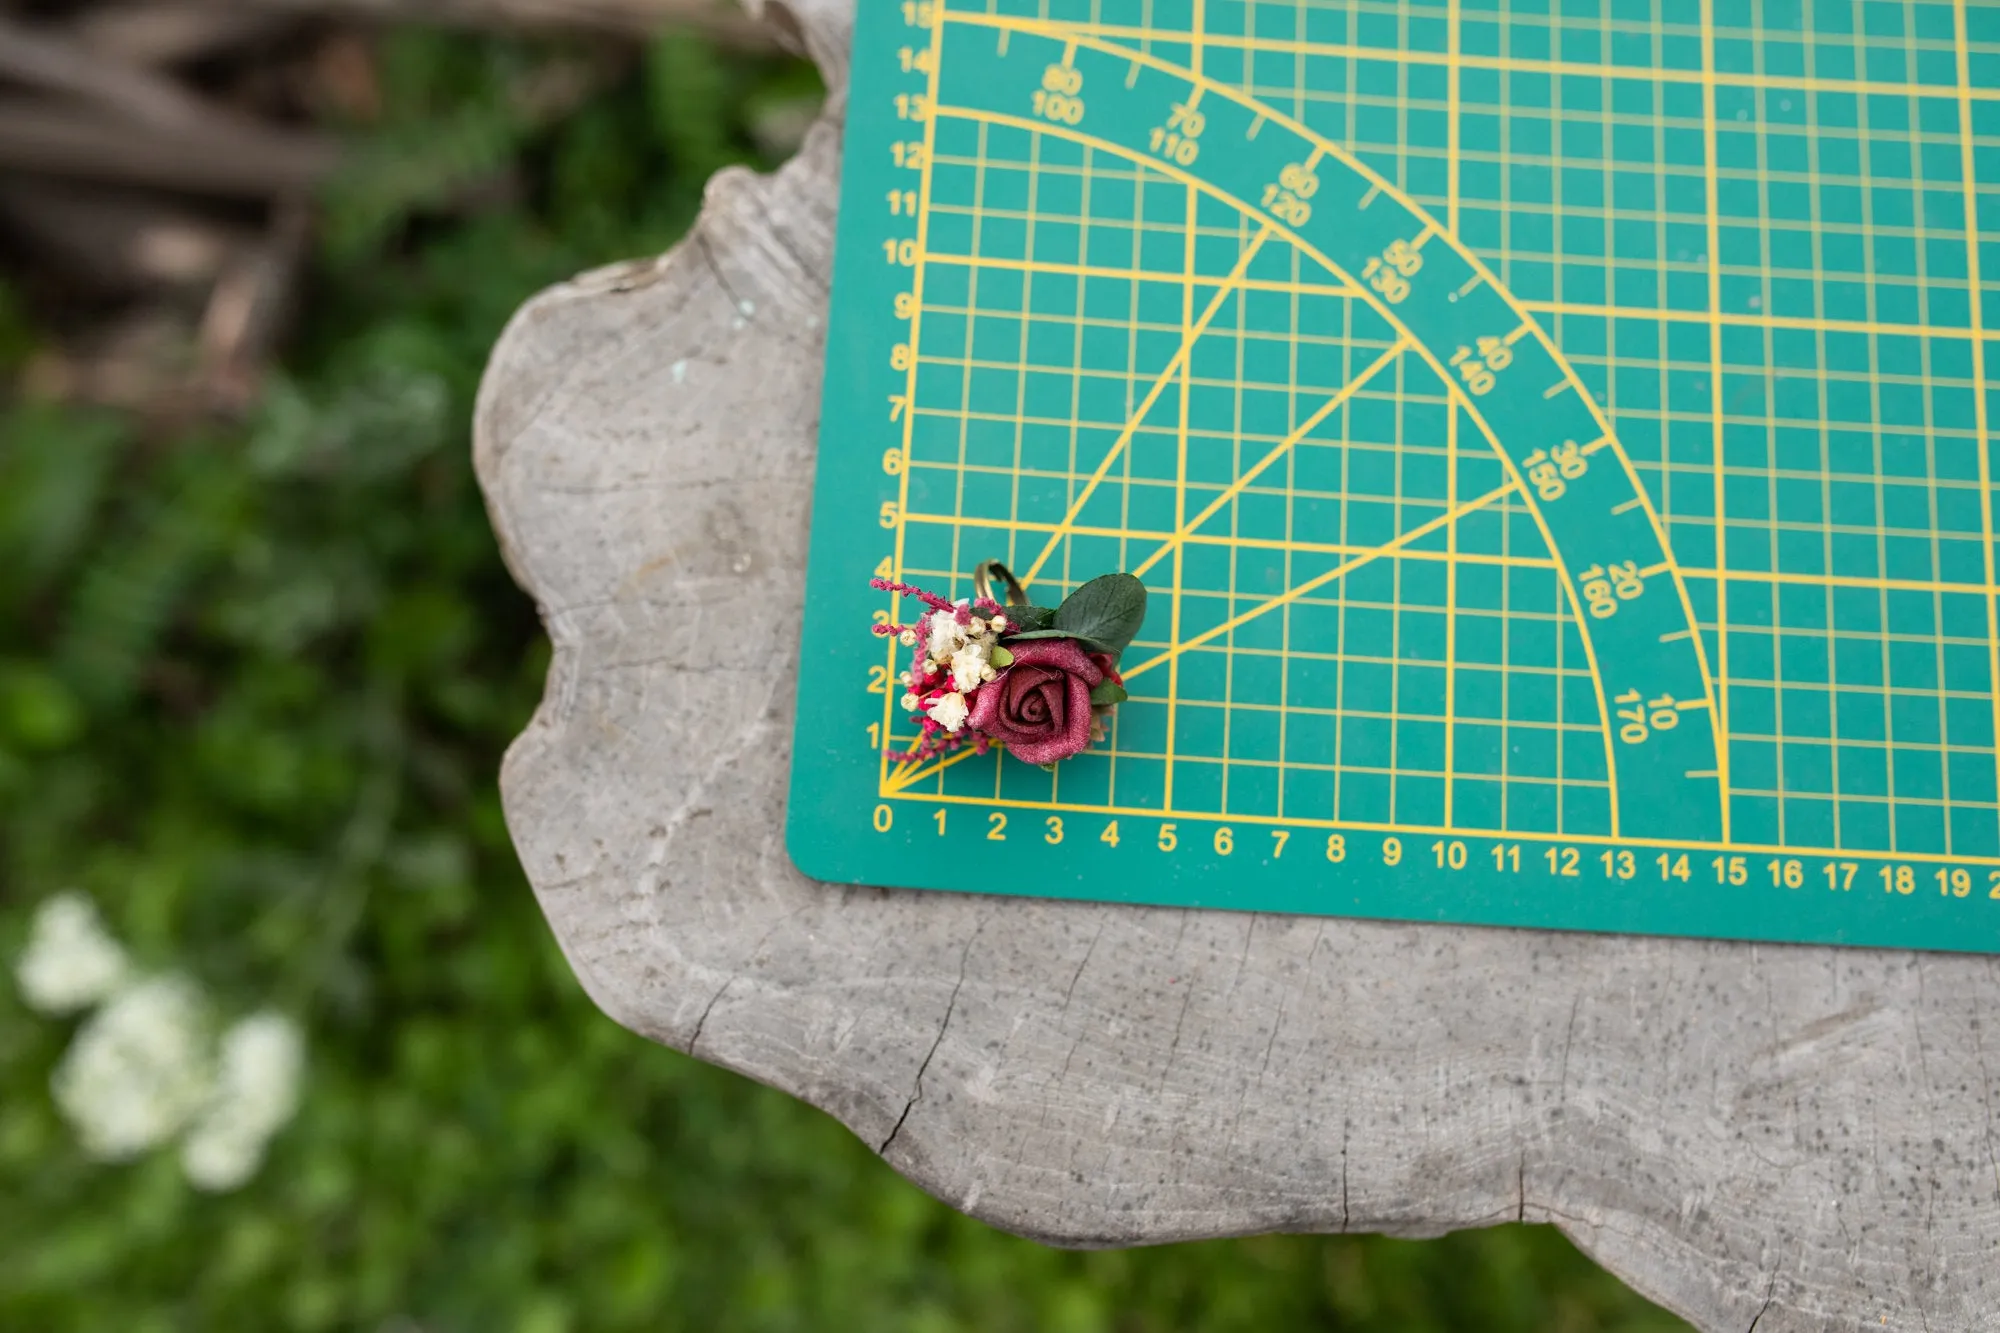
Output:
left=199, top=197, right=310, bottom=413
left=0, top=14, right=339, bottom=193
left=0, top=179, right=247, bottom=290
left=0, top=98, right=337, bottom=194
left=0, top=11, right=229, bottom=126
left=69, top=5, right=295, bottom=66
left=180, top=0, right=781, bottom=48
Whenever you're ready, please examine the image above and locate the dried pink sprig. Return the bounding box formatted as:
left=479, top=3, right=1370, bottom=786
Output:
left=868, top=576, right=956, bottom=611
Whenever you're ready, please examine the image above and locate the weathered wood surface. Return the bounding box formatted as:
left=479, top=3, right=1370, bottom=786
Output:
left=471, top=3, right=2000, bottom=1327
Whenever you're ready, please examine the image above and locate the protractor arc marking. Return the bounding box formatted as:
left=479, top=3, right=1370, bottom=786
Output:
left=927, top=13, right=1726, bottom=844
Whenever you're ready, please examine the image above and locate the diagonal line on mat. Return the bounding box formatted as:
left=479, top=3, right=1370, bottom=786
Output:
left=883, top=742, right=985, bottom=794
left=1128, top=334, right=1413, bottom=579
left=1120, top=480, right=1517, bottom=682
left=1019, top=224, right=1277, bottom=588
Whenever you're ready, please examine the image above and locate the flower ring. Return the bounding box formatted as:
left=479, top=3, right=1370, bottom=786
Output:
left=869, top=560, right=1147, bottom=769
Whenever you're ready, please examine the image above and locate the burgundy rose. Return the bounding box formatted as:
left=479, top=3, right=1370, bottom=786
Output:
left=967, top=638, right=1104, bottom=765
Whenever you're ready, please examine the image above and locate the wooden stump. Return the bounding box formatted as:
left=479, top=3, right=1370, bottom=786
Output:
left=472, top=3, right=2000, bottom=1326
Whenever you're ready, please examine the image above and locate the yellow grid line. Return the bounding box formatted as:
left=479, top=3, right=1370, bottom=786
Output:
left=1164, top=179, right=1202, bottom=810
left=1123, top=481, right=1518, bottom=681
left=930, top=93, right=1648, bottom=835
left=1031, top=18, right=2000, bottom=103
left=1443, top=390, right=1461, bottom=827
left=1678, top=567, right=2000, bottom=599
left=1698, top=0, right=1733, bottom=842
left=1956, top=0, right=2000, bottom=834
left=911, top=346, right=1986, bottom=395
left=1128, top=334, right=1412, bottom=578
left=884, top=790, right=2000, bottom=868
left=919, top=248, right=1363, bottom=301
left=880, top=4, right=947, bottom=798
left=1017, top=224, right=1275, bottom=587
left=1520, top=298, right=2000, bottom=344
left=900, top=511, right=1557, bottom=569
left=1446, top=0, right=1460, bottom=236
left=944, top=15, right=1722, bottom=837
left=888, top=11, right=2000, bottom=858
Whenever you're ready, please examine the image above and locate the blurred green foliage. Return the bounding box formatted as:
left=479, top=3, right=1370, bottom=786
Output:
left=0, top=25, right=1690, bottom=1333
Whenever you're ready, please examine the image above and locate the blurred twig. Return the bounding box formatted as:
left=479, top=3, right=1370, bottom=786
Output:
left=0, top=15, right=340, bottom=192
left=0, top=179, right=246, bottom=290
left=69, top=5, right=295, bottom=67
left=0, top=0, right=788, bottom=420
left=180, top=0, right=779, bottom=48
left=0, top=97, right=337, bottom=194
left=199, top=196, right=310, bottom=413
left=0, top=10, right=223, bottom=124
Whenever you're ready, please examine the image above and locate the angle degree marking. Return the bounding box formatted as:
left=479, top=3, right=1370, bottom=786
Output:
left=928, top=101, right=1712, bottom=837
left=936, top=17, right=1722, bottom=726
left=1449, top=378, right=1721, bottom=842
left=1441, top=382, right=1624, bottom=837
left=928, top=58, right=1718, bottom=836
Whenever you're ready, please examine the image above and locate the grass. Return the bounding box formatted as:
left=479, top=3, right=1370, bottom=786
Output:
left=0, top=24, right=1689, bottom=1332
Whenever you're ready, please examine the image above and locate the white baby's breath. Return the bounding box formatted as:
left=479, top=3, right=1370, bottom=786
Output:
left=927, top=691, right=970, bottom=733
left=181, top=1012, right=306, bottom=1192
left=15, top=892, right=129, bottom=1016
left=51, top=975, right=212, bottom=1160
left=926, top=613, right=965, bottom=661
left=948, top=641, right=994, bottom=693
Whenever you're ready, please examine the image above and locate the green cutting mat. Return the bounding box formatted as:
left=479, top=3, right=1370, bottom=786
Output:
left=788, top=0, right=2000, bottom=952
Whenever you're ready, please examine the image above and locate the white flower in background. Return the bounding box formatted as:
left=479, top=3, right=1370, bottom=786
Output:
left=927, top=690, right=969, bottom=733
left=15, top=892, right=307, bottom=1188
left=181, top=1012, right=306, bottom=1192
left=51, top=975, right=212, bottom=1160
left=15, top=892, right=130, bottom=1016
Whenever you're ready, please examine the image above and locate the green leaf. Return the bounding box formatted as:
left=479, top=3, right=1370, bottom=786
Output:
left=987, top=644, right=1014, bottom=668
left=1088, top=680, right=1128, bottom=707
left=1000, top=628, right=1114, bottom=653
left=1052, top=573, right=1148, bottom=659
left=994, top=605, right=1057, bottom=634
